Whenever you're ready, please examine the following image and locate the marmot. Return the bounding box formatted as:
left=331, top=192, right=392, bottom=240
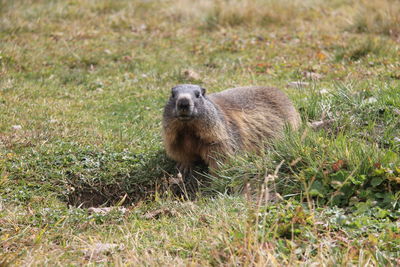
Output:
left=162, top=84, right=300, bottom=176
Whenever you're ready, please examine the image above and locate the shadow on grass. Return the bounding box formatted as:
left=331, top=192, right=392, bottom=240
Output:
left=65, top=155, right=211, bottom=207
left=3, top=143, right=211, bottom=207
left=62, top=149, right=205, bottom=208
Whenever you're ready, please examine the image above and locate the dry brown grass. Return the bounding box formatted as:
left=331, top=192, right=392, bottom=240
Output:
left=349, top=0, right=400, bottom=38
left=164, top=0, right=326, bottom=30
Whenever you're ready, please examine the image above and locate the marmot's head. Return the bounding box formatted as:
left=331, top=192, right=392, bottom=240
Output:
left=165, top=84, right=207, bottom=121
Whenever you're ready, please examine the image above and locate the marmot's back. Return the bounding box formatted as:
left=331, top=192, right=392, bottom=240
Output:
left=210, top=86, right=300, bottom=126
left=209, top=86, right=300, bottom=150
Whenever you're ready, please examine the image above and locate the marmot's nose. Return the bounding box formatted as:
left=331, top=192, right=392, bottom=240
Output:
left=177, top=98, right=190, bottom=110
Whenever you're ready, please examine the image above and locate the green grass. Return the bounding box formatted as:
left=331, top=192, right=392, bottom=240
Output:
left=1, top=0, right=400, bottom=265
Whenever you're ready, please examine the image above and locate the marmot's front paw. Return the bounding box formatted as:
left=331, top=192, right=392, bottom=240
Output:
left=177, top=163, right=193, bottom=180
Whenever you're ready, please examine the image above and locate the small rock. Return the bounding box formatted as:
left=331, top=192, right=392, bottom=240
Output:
left=142, top=208, right=177, bottom=220
left=139, top=24, right=147, bottom=31
left=394, top=137, right=400, bottom=143
left=291, top=38, right=300, bottom=44
left=393, top=108, right=400, bottom=116
left=122, top=55, right=133, bottom=61
left=302, top=71, right=322, bottom=80
left=287, top=81, right=309, bottom=88
left=364, top=97, right=377, bottom=104
left=11, top=125, right=22, bottom=130
left=309, top=119, right=335, bottom=130
left=84, top=243, right=124, bottom=259
left=319, top=88, right=329, bottom=94
left=88, top=207, right=127, bottom=215
left=182, top=69, right=201, bottom=81
left=131, top=24, right=147, bottom=33
left=49, top=119, right=58, bottom=124
left=93, top=243, right=123, bottom=251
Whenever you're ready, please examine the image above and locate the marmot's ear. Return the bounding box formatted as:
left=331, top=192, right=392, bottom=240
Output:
left=171, top=87, right=176, bottom=98
left=201, top=87, right=206, bottom=96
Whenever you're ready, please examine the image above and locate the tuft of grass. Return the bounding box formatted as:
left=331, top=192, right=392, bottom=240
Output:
left=334, top=37, right=397, bottom=62
left=165, top=0, right=324, bottom=30
left=212, top=83, right=400, bottom=210
left=348, top=0, right=400, bottom=38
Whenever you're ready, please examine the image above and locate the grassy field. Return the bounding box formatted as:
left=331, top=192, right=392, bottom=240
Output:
left=1, top=0, right=400, bottom=265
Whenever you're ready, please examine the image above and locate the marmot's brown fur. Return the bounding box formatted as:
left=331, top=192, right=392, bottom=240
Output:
left=162, top=84, right=300, bottom=176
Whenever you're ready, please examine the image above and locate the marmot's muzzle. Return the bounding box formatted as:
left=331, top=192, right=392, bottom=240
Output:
left=176, top=97, right=194, bottom=119
left=177, top=98, right=190, bottom=111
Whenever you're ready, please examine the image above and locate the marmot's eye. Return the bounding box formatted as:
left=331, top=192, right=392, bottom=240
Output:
left=195, top=91, right=200, bottom=98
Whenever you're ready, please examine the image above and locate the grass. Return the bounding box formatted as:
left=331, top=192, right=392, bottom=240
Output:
left=348, top=0, right=400, bottom=37
left=1, top=0, right=400, bottom=265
